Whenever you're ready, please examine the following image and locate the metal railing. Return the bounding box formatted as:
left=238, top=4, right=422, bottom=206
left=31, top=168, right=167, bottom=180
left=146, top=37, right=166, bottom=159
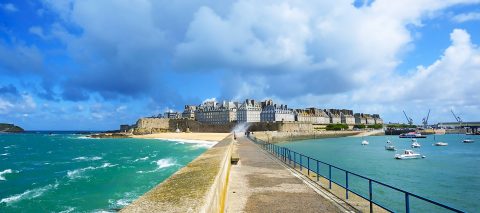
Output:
left=248, top=136, right=464, bottom=213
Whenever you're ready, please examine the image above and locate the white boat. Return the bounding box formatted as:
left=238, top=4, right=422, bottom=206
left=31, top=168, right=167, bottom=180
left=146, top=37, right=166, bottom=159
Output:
left=385, top=140, right=396, bottom=151
left=434, top=142, right=448, bottom=146
left=463, top=139, right=475, bottom=143
left=395, top=150, right=426, bottom=159
left=411, top=139, right=421, bottom=148
left=361, top=140, right=369, bottom=145
left=385, top=145, right=396, bottom=151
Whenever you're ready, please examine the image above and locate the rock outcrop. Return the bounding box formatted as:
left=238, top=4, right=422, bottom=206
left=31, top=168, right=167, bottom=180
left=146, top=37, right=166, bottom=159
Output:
left=0, top=123, right=24, bottom=133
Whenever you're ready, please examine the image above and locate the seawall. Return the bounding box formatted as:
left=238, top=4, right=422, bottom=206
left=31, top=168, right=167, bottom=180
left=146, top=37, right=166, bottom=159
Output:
left=121, top=134, right=234, bottom=213
left=252, top=131, right=361, bottom=143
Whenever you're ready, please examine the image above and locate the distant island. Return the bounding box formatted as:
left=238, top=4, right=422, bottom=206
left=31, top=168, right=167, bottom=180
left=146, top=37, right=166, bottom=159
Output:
left=0, top=123, right=24, bottom=133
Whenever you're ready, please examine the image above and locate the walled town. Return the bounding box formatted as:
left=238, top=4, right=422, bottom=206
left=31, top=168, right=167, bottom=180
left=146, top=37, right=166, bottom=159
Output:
left=121, top=99, right=383, bottom=134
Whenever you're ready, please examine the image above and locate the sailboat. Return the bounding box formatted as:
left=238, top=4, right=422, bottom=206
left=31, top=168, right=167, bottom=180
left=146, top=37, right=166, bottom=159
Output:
left=361, top=136, right=369, bottom=145
left=385, top=139, right=396, bottom=151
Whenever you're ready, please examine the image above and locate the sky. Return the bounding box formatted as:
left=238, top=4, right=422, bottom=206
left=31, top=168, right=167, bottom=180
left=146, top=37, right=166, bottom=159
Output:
left=0, top=0, right=479, bottom=130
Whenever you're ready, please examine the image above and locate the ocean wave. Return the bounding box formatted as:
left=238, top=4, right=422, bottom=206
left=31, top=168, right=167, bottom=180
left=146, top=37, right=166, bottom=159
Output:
left=136, top=158, right=176, bottom=174
left=3, top=145, right=15, bottom=149
left=1, top=153, right=9, bottom=156
left=59, top=207, right=75, bottom=213
left=154, top=138, right=217, bottom=148
left=72, top=156, right=102, bottom=161
left=0, top=182, right=59, bottom=205
left=67, top=163, right=116, bottom=179
left=133, top=156, right=149, bottom=162
left=0, top=169, right=16, bottom=181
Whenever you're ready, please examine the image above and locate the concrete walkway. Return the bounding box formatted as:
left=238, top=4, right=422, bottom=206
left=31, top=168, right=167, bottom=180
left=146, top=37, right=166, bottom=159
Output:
left=225, top=136, right=349, bottom=213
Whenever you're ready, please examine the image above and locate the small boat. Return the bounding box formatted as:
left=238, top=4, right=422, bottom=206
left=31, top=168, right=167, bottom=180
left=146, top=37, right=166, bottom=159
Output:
left=434, top=142, right=448, bottom=146
left=385, top=145, right=396, bottom=151
left=361, top=140, right=369, bottom=145
left=395, top=150, right=426, bottom=159
left=399, top=132, right=426, bottom=138
left=463, top=139, right=475, bottom=143
left=411, top=139, right=421, bottom=148
left=385, top=140, right=396, bottom=151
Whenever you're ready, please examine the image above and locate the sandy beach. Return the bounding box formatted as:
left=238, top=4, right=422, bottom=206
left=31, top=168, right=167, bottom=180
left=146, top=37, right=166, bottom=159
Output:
left=130, top=132, right=231, bottom=142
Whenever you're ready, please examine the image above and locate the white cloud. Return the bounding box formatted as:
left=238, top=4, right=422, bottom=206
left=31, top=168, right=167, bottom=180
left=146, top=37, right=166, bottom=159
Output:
left=1, top=3, right=18, bottom=12
left=29, top=26, right=46, bottom=39
left=452, top=12, right=480, bottom=23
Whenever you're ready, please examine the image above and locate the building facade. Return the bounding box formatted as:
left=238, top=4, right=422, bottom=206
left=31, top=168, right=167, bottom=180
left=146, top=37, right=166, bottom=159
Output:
left=237, top=99, right=262, bottom=123
left=182, top=105, right=197, bottom=119
left=295, top=108, right=330, bottom=124
left=195, top=101, right=237, bottom=124
left=260, top=101, right=295, bottom=122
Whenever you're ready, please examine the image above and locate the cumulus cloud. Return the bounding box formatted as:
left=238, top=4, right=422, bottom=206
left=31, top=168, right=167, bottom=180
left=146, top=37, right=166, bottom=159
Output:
left=452, top=12, right=480, bottom=23
left=175, top=0, right=480, bottom=101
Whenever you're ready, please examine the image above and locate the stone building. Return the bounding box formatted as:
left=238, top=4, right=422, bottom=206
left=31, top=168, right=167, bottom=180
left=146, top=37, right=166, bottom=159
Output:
left=260, top=100, right=295, bottom=122
left=164, top=111, right=180, bottom=119
left=340, top=109, right=355, bottom=125
left=182, top=105, right=197, bottom=119
left=295, top=108, right=330, bottom=124
left=354, top=113, right=367, bottom=124
left=237, top=99, right=262, bottom=123
left=372, top=114, right=383, bottom=124
left=195, top=101, right=237, bottom=124
left=324, top=109, right=342, bottom=124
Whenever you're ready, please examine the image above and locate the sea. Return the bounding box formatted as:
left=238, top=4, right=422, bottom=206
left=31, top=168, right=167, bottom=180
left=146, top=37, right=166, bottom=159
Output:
left=0, top=132, right=212, bottom=212
left=280, top=134, right=480, bottom=213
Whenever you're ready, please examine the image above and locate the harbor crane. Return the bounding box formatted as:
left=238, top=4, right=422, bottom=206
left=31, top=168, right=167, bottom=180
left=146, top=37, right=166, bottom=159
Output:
left=422, top=109, right=430, bottom=128
left=451, top=110, right=463, bottom=123
left=403, top=110, right=414, bottom=126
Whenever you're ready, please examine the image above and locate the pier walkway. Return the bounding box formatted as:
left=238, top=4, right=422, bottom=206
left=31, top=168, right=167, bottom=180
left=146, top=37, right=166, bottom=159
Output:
left=225, top=136, right=353, bottom=213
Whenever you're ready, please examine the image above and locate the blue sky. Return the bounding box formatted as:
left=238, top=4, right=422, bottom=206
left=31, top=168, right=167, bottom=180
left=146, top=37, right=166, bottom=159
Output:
left=0, top=0, right=479, bottom=130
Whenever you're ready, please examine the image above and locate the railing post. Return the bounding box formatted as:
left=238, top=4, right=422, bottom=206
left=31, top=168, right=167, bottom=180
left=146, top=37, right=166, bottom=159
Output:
left=293, top=152, right=296, bottom=168
left=307, top=157, right=310, bottom=176
left=369, top=179, right=373, bottom=213
left=300, top=155, right=303, bottom=171
left=329, top=165, right=332, bottom=189
left=345, top=171, right=349, bottom=199
left=405, top=193, right=410, bottom=213
left=316, top=161, right=320, bottom=182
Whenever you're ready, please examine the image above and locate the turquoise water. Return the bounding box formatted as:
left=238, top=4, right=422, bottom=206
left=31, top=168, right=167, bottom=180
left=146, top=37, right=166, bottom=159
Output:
left=0, top=132, right=210, bottom=212
left=281, top=134, right=480, bottom=213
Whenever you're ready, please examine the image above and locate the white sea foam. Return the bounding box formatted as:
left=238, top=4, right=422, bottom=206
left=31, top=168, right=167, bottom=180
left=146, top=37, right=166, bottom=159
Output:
left=67, top=163, right=116, bottom=179
left=59, top=207, right=75, bottom=213
left=0, top=182, right=59, bottom=205
left=0, top=169, right=15, bottom=181
left=136, top=158, right=176, bottom=174
left=1, top=153, right=9, bottom=156
left=155, top=138, right=217, bottom=148
left=72, top=156, right=102, bottom=161
left=133, top=156, right=149, bottom=162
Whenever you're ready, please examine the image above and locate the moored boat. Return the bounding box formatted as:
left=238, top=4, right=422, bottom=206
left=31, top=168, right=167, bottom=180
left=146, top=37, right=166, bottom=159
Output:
left=385, top=140, right=396, bottom=151
left=463, top=139, right=475, bottom=143
left=399, top=132, right=427, bottom=138
left=395, top=150, right=426, bottom=159
left=411, top=139, right=421, bottom=148
left=361, top=140, right=369, bottom=145
left=434, top=142, right=448, bottom=146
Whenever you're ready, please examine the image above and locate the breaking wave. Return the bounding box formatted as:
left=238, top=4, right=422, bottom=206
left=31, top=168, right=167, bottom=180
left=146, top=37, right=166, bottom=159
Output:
left=0, top=182, right=59, bottom=205
left=72, top=156, right=102, bottom=161
left=0, top=169, right=15, bottom=181
left=155, top=138, right=217, bottom=149
left=133, top=156, right=149, bottom=162
left=136, top=158, right=176, bottom=174
left=67, top=163, right=116, bottom=179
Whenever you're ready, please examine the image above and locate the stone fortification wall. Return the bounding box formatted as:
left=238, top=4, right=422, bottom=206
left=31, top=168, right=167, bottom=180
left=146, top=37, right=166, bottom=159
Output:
left=133, top=118, right=237, bottom=134
left=121, top=135, right=234, bottom=213
left=134, top=118, right=356, bottom=134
